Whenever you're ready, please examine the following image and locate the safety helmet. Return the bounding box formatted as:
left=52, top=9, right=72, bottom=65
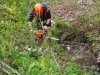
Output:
left=34, top=3, right=43, bottom=14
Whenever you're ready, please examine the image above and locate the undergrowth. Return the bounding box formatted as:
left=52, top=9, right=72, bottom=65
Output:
left=0, top=0, right=100, bottom=75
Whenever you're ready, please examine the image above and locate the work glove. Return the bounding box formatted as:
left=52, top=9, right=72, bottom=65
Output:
left=43, top=26, right=48, bottom=32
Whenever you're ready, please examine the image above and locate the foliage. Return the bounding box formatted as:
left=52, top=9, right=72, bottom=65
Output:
left=51, top=18, right=68, bottom=37
left=85, top=32, right=100, bottom=42
left=66, top=62, right=93, bottom=75
left=69, top=23, right=76, bottom=35
left=0, top=38, right=62, bottom=75
left=0, top=0, right=99, bottom=75
left=96, top=0, right=100, bottom=6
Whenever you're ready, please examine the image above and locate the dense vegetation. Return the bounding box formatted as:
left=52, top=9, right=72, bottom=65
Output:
left=0, top=0, right=100, bottom=75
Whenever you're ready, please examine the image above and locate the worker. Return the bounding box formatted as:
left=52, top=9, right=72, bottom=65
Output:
left=28, top=2, right=51, bottom=45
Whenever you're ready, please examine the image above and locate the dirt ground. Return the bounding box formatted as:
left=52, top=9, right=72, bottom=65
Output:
left=44, top=0, right=96, bottom=22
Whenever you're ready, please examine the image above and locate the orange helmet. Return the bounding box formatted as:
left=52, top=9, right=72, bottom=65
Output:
left=34, top=3, right=43, bottom=14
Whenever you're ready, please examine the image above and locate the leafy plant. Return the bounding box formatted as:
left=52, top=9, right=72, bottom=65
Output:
left=0, top=0, right=100, bottom=75
left=51, top=18, right=67, bottom=37
left=66, top=62, right=93, bottom=75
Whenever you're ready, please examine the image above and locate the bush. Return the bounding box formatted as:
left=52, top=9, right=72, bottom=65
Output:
left=51, top=18, right=67, bottom=37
